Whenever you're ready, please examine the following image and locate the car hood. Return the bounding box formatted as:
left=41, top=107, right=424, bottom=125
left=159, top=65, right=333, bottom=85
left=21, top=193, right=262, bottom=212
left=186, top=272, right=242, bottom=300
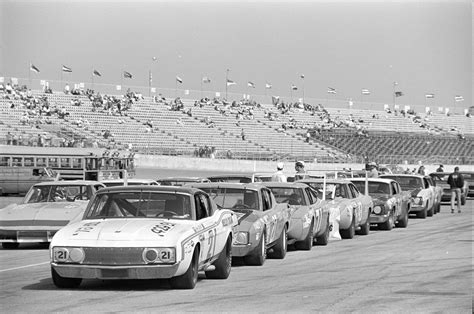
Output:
left=0, top=201, right=88, bottom=227
left=53, top=218, right=194, bottom=244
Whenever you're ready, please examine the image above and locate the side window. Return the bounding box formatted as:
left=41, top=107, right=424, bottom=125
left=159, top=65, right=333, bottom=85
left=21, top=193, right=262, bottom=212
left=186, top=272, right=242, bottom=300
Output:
left=194, top=194, right=209, bottom=220
left=423, top=178, right=429, bottom=189
left=305, top=188, right=314, bottom=204
left=262, top=189, right=272, bottom=211
left=349, top=184, right=359, bottom=198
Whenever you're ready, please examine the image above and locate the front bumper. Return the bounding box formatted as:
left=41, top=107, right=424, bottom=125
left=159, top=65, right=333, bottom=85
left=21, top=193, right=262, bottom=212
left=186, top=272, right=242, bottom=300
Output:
left=232, top=244, right=256, bottom=257
left=51, top=263, right=180, bottom=280
left=0, top=229, right=56, bottom=243
left=370, top=214, right=389, bottom=224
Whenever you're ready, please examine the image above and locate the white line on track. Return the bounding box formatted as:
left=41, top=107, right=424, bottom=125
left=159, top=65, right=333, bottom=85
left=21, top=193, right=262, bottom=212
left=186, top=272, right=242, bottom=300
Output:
left=0, top=261, right=49, bottom=273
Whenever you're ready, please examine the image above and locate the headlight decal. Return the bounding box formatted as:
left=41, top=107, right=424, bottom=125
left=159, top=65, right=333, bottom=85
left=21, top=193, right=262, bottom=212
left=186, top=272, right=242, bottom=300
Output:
left=233, top=231, right=249, bottom=245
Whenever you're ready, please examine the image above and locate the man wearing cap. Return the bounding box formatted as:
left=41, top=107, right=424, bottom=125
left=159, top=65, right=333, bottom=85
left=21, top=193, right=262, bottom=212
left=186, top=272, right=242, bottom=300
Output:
left=367, top=162, right=379, bottom=178
left=294, top=161, right=306, bottom=181
left=447, top=166, right=464, bottom=213
left=436, top=164, right=444, bottom=173
left=272, top=162, right=287, bottom=182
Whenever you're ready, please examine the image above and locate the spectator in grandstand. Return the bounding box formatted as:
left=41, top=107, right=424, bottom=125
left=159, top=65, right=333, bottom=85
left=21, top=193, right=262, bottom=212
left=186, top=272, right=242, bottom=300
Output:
left=417, top=165, right=426, bottom=176
left=64, top=84, right=70, bottom=94
left=447, top=167, right=464, bottom=213
left=272, top=162, right=287, bottom=182
left=436, top=164, right=444, bottom=173
left=294, top=161, right=306, bottom=181
left=6, top=131, right=12, bottom=145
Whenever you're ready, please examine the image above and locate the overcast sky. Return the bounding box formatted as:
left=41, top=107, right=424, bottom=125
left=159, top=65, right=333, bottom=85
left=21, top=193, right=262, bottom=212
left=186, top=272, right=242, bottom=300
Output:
left=0, top=0, right=471, bottom=113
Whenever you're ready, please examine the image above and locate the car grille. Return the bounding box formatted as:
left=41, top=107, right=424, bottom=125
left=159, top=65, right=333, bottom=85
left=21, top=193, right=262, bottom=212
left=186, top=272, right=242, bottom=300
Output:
left=82, top=247, right=145, bottom=265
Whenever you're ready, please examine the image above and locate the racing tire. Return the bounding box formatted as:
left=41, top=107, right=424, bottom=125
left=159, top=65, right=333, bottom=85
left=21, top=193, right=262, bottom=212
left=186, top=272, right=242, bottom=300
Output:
left=205, top=236, right=232, bottom=279
left=379, top=211, right=394, bottom=231
left=357, top=212, right=370, bottom=236
left=416, top=205, right=427, bottom=219
left=51, top=267, right=82, bottom=288
left=295, top=219, right=314, bottom=251
left=244, top=232, right=266, bottom=266
left=315, top=217, right=330, bottom=246
left=461, top=196, right=466, bottom=206
left=2, top=243, right=19, bottom=249
left=340, top=215, right=355, bottom=239
left=395, top=210, right=408, bottom=228
left=427, top=204, right=434, bottom=217
left=170, top=247, right=199, bottom=289
left=270, top=225, right=287, bottom=259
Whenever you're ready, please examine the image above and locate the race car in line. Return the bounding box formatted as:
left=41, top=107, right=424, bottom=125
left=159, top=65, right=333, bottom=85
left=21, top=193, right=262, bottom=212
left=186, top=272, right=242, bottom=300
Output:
left=263, top=182, right=331, bottom=249
left=0, top=180, right=105, bottom=249
left=381, top=174, right=438, bottom=218
left=299, top=179, right=373, bottom=239
left=100, top=178, right=159, bottom=187
left=188, top=182, right=291, bottom=266
left=50, top=186, right=238, bottom=289
left=350, top=178, right=410, bottom=229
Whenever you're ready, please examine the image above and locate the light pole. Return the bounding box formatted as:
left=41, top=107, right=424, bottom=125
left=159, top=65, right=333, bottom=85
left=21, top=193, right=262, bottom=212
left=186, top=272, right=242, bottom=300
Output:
left=225, top=69, right=230, bottom=100
left=149, top=56, right=157, bottom=97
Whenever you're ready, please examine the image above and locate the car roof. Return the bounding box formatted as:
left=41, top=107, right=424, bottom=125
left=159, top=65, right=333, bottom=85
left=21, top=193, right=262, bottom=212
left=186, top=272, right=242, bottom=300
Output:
left=298, top=179, right=349, bottom=184
left=101, top=179, right=157, bottom=183
left=34, top=180, right=102, bottom=186
left=157, top=177, right=208, bottom=181
left=187, top=182, right=263, bottom=190
left=207, top=174, right=253, bottom=178
left=98, top=185, right=202, bottom=194
left=350, top=178, right=395, bottom=184
left=261, top=182, right=310, bottom=188
left=380, top=174, right=424, bottom=178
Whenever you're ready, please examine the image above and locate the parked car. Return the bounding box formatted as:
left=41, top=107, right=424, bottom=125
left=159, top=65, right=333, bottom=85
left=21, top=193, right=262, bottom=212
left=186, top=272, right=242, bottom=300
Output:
left=100, top=178, right=159, bottom=187
left=0, top=180, right=105, bottom=249
left=50, top=186, right=237, bottom=289
left=188, top=182, right=290, bottom=266
left=381, top=174, right=437, bottom=218
left=429, top=172, right=468, bottom=205
left=350, top=178, right=410, bottom=229
left=459, top=171, right=474, bottom=198
left=156, top=177, right=210, bottom=186
left=299, top=179, right=373, bottom=239
left=263, top=182, right=331, bottom=249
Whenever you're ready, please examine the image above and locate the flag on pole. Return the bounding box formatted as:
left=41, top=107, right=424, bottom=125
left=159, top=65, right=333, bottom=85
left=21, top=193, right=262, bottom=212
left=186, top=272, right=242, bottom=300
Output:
left=30, top=64, right=40, bottom=73
left=454, top=95, right=464, bottom=102
left=247, top=81, right=255, bottom=88
left=361, top=89, right=370, bottom=95
left=393, top=81, right=398, bottom=86
left=300, top=74, right=305, bottom=79
left=265, top=83, right=272, bottom=89
left=93, top=69, right=102, bottom=77
left=271, top=95, right=280, bottom=105
left=395, top=91, right=403, bottom=97
left=291, top=84, right=298, bottom=90
left=327, top=87, right=337, bottom=94
left=176, top=76, right=183, bottom=83
left=425, top=93, right=435, bottom=98
left=62, top=65, right=72, bottom=73
left=202, top=76, right=211, bottom=83
left=226, top=79, right=236, bottom=86
left=123, top=71, right=133, bottom=79
left=149, top=71, right=152, bottom=84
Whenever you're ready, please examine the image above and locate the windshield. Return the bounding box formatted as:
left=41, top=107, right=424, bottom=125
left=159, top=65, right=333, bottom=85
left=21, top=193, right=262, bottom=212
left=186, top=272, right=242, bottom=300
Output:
left=208, top=177, right=253, bottom=183
left=85, top=192, right=193, bottom=219
left=24, top=185, right=91, bottom=203
left=384, top=176, right=422, bottom=190
left=352, top=181, right=390, bottom=195
left=268, top=187, right=305, bottom=205
left=303, top=182, right=336, bottom=200
left=199, top=187, right=259, bottom=210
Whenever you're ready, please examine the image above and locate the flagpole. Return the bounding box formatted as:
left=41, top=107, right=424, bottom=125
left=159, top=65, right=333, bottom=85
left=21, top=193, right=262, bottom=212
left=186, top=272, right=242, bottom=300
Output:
left=91, top=67, right=94, bottom=90
left=148, top=70, right=151, bottom=98
left=302, top=76, right=305, bottom=104
left=28, top=61, right=31, bottom=88
left=200, top=75, right=203, bottom=100
left=225, top=69, right=229, bottom=100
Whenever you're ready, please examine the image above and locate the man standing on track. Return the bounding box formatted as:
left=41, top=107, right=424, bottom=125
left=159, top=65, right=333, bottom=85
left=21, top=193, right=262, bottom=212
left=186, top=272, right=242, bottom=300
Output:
left=447, top=167, right=464, bottom=213
left=272, top=162, right=287, bottom=182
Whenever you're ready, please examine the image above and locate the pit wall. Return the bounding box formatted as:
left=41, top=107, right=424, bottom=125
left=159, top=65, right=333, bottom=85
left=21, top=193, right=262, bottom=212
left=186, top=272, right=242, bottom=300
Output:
left=135, top=155, right=470, bottom=175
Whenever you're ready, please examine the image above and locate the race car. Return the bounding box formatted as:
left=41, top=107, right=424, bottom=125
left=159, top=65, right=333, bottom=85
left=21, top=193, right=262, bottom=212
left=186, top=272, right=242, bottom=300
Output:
left=263, top=182, right=331, bottom=249
left=0, top=180, right=105, bottom=249
left=350, top=178, right=410, bottom=229
left=299, top=179, right=373, bottom=239
left=50, top=186, right=237, bottom=289
left=188, top=182, right=290, bottom=266
left=380, top=174, right=437, bottom=218
left=156, top=177, right=210, bottom=186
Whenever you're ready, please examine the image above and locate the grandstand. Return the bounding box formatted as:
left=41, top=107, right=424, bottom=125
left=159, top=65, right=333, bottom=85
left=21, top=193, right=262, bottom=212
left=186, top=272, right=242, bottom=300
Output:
left=0, top=83, right=472, bottom=165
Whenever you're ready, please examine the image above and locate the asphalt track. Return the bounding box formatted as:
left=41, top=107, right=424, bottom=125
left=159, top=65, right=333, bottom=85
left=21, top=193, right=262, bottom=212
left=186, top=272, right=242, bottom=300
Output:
left=0, top=199, right=472, bottom=313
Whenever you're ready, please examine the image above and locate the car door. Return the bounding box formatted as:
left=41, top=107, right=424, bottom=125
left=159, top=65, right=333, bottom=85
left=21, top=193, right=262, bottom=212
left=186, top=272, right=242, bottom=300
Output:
left=390, top=181, right=402, bottom=217
left=423, top=177, right=435, bottom=210
left=348, top=183, right=363, bottom=226
left=261, top=188, right=281, bottom=243
left=194, top=193, right=220, bottom=262
left=305, top=186, right=321, bottom=233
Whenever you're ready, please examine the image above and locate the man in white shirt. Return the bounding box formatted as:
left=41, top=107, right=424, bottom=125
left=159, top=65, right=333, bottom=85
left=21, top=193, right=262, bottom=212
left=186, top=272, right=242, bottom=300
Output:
left=272, top=162, right=287, bottom=182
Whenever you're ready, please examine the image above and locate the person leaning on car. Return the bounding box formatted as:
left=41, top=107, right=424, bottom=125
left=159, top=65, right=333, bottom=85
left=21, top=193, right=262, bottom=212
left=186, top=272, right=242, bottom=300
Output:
left=447, top=167, right=464, bottom=214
